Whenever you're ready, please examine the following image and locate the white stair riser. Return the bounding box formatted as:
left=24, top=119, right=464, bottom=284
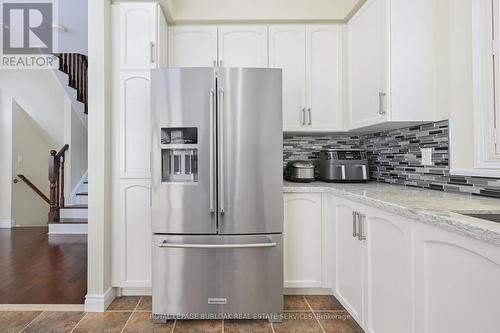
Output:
left=48, top=223, right=88, bottom=235
left=81, top=183, right=88, bottom=192
left=60, top=208, right=88, bottom=219
left=76, top=195, right=88, bottom=205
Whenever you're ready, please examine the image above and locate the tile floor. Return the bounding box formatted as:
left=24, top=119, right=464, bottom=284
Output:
left=0, top=295, right=364, bottom=333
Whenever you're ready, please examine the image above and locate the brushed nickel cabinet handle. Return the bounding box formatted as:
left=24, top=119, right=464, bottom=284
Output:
left=379, top=92, right=386, bottom=115
left=302, top=108, right=306, bottom=125
left=358, top=214, right=367, bottom=241
left=308, top=108, right=312, bottom=125
left=150, top=42, right=155, bottom=63
left=352, top=211, right=358, bottom=237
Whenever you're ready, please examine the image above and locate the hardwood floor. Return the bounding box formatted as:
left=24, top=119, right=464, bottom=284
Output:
left=0, top=227, right=87, bottom=304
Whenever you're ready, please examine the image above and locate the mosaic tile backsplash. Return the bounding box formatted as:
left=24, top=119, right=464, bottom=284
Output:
left=283, top=120, right=500, bottom=198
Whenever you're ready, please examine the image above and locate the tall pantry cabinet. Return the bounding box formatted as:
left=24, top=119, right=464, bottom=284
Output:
left=111, top=2, right=167, bottom=291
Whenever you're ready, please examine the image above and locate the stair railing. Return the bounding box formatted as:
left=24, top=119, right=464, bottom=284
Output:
left=55, top=53, right=88, bottom=114
left=16, top=144, right=69, bottom=223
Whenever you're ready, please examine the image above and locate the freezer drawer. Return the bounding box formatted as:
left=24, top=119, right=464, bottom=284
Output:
left=152, top=234, right=283, bottom=320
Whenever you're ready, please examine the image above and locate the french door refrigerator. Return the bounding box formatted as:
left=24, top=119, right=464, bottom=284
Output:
left=151, top=67, right=283, bottom=322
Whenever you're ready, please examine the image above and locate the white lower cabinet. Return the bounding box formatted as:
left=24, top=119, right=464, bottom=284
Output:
left=414, top=222, right=500, bottom=333
left=283, top=193, right=322, bottom=288
left=313, top=191, right=500, bottom=333
left=333, top=198, right=364, bottom=323
left=114, top=179, right=152, bottom=287
left=364, top=207, right=413, bottom=333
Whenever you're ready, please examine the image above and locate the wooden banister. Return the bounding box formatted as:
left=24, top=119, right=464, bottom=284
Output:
left=17, top=144, right=70, bottom=223
left=16, top=175, right=51, bottom=204
left=55, top=144, right=69, bottom=158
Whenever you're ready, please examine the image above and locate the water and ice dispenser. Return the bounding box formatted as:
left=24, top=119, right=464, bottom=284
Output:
left=161, top=128, right=198, bottom=183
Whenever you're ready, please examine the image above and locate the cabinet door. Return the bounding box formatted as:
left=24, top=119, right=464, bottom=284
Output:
left=414, top=222, right=500, bottom=333
left=347, top=0, right=387, bottom=129
left=119, top=71, right=151, bottom=179
left=117, top=179, right=152, bottom=287
left=306, top=25, right=343, bottom=131
left=168, top=26, right=218, bottom=67
left=364, top=209, right=413, bottom=333
left=335, top=200, right=364, bottom=323
left=157, top=4, right=168, bottom=68
left=119, top=3, right=158, bottom=70
left=218, top=26, right=268, bottom=68
left=283, top=193, right=322, bottom=288
left=269, top=25, right=306, bottom=131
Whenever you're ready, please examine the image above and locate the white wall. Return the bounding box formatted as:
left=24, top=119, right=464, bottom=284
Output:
left=0, top=93, right=13, bottom=228
left=64, top=97, right=88, bottom=203
left=0, top=69, right=65, bottom=146
left=57, top=0, right=88, bottom=54
left=166, top=0, right=361, bottom=22
left=11, top=101, right=53, bottom=227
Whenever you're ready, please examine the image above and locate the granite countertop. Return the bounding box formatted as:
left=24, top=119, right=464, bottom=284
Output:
left=284, top=181, right=500, bottom=246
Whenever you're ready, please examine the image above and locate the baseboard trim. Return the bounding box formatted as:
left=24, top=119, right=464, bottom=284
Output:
left=0, top=219, right=11, bottom=229
left=120, top=287, right=151, bottom=296
left=84, top=287, right=116, bottom=312
left=284, top=288, right=333, bottom=295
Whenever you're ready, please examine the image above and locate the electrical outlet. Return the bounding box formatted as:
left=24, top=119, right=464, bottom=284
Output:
left=421, top=148, right=433, bottom=166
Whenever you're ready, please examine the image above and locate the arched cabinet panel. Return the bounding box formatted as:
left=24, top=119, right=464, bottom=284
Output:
left=283, top=193, right=322, bottom=288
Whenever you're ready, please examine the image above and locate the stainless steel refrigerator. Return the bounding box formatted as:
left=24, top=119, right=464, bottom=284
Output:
left=151, top=67, right=283, bottom=322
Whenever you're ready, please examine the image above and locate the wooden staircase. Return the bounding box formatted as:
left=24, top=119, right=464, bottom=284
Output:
left=16, top=144, right=88, bottom=234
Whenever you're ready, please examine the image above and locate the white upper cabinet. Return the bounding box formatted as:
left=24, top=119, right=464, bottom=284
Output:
left=119, top=3, right=159, bottom=70
left=347, top=0, right=437, bottom=130
left=218, top=26, right=268, bottom=67
left=347, top=0, right=387, bottom=129
left=283, top=193, right=322, bottom=288
left=269, top=25, right=343, bottom=132
left=269, top=25, right=306, bottom=131
left=306, top=25, right=343, bottom=131
left=168, top=26, right=218, bottom=67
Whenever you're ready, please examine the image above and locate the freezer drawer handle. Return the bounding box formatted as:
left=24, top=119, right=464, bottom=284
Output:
left=158, top=242, right=277, bottom=249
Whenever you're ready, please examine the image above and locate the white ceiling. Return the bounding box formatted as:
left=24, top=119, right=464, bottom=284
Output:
left=159, top=0, right=365, bottom=23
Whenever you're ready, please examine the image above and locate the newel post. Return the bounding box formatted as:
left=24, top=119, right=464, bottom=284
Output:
left=48, top=150, right=60, bottom=222
left=60, top=154, right=65, bottom=208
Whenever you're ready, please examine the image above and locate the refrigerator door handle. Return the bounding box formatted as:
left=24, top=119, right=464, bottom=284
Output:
left=218, top=87, right=225, bottom=214
left=209, top=89, right=215, bottom=213
left=158, top=242, right=277, bottom=249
